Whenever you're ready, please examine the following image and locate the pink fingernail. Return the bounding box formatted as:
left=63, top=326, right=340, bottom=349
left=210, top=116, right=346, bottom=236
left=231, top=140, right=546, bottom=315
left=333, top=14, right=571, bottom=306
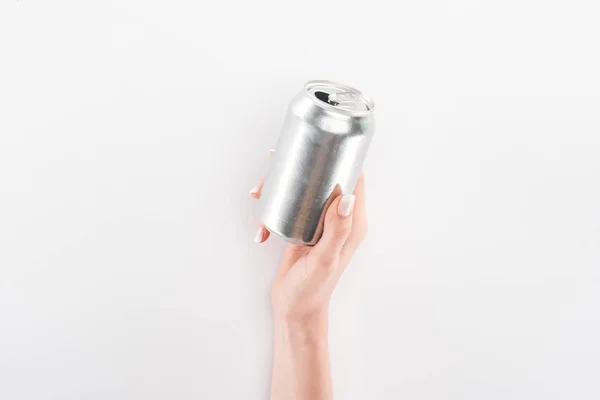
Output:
left=338, top=194, right=355, bottom=217
left=249, top=183, right=261, bottom=198
left=254, top=226, right=264, bottom=243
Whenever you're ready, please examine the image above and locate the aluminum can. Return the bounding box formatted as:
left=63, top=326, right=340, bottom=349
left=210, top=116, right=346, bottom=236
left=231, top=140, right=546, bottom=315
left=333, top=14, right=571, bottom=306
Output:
left=260, top=80, right=375, bottom=245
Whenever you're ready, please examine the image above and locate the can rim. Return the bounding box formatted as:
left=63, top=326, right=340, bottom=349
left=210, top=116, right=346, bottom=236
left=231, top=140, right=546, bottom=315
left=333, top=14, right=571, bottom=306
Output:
left=304, top=80, right=374, bottom=116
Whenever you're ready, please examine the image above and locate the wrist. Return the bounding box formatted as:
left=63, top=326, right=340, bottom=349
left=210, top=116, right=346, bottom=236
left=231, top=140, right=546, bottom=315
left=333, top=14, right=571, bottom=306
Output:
left=274, top=308, right=329, bottom=341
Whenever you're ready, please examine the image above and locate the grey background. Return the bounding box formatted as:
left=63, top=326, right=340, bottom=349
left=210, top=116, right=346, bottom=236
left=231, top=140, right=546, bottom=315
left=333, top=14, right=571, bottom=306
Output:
left=1, top=0, right=599, bottom=399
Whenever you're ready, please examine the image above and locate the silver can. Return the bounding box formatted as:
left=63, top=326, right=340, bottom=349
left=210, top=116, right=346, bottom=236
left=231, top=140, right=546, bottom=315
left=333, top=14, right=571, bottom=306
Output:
left=260, top=80, right=375, bottom=245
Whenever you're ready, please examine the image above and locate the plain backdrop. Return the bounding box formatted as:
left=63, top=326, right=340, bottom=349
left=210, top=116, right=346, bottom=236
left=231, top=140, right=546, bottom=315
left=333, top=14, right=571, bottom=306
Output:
left=1, top=1, right=599, bottom=399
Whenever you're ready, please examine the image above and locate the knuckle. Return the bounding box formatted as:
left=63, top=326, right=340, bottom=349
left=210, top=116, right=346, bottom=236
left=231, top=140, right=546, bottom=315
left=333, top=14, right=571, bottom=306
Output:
left=355, top=222, right=368, bottom=242
left=336, top=224, right=353, bottom=237
left=343, top=224, right=367, bottom=252
left=361, top=223, right=369, bottom=240
left=326, top=220, right=352, bottom=238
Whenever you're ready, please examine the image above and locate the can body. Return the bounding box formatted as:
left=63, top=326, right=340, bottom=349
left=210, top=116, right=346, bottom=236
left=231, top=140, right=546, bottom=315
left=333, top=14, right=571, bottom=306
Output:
left=260, top=80, right=375, bottom=245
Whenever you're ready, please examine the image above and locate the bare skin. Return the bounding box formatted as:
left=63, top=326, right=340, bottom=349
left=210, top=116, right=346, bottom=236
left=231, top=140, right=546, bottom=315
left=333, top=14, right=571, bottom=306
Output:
left=250, top=150, right=368, bottom=400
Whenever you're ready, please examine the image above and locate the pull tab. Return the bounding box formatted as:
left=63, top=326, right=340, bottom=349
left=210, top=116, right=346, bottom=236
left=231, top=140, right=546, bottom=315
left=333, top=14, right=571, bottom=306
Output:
left=328, top=91, right=360, bottom=105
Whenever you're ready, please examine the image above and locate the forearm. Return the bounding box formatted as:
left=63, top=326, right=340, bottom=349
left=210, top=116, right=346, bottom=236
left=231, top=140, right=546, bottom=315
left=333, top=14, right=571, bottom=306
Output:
left=270, top=312, right=332, bottom=400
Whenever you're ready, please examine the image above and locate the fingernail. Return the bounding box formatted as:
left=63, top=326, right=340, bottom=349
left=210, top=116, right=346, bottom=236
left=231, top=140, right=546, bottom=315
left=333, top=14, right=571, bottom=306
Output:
left=254, top=226, right=264, bottom=243
left=249, top=183, right=261, bottom=198
left=268, top=149, right=275, bottom=157
left=338, top=194, right=355, bottom=217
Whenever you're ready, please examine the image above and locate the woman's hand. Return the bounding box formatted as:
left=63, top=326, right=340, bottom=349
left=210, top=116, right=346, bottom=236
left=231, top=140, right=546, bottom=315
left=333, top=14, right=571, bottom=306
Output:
left=250, top=149, right=368, bottom=400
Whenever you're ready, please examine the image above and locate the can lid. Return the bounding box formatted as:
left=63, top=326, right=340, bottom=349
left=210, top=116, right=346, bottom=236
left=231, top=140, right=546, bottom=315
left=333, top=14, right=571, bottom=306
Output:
left=305, top=81, right=374, bottom=114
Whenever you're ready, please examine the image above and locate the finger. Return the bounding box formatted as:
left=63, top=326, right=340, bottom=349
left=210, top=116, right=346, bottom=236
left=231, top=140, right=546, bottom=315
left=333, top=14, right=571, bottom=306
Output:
left=249, top=179, right=264, bottom=199
left=253, top=225, right=271, bottom=243
left=309, top=193, right=355, bottom=265
left=341, top=173, right=368, bottom=261
left=249, top=149, right=275, bottom=199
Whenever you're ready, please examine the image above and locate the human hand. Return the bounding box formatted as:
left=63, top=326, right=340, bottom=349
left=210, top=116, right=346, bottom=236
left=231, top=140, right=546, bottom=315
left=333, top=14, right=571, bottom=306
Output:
left=250, top=149, right=368, bottom=323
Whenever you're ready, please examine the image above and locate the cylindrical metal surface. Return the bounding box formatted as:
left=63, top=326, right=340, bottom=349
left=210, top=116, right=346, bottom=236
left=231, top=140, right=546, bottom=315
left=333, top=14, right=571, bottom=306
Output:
left=260, top=80, right=375, bottom=245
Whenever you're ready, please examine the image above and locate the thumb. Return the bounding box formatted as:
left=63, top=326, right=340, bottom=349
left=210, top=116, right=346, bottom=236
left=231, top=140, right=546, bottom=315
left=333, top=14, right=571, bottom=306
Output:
left=311, top=194, right=355, bottom=264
